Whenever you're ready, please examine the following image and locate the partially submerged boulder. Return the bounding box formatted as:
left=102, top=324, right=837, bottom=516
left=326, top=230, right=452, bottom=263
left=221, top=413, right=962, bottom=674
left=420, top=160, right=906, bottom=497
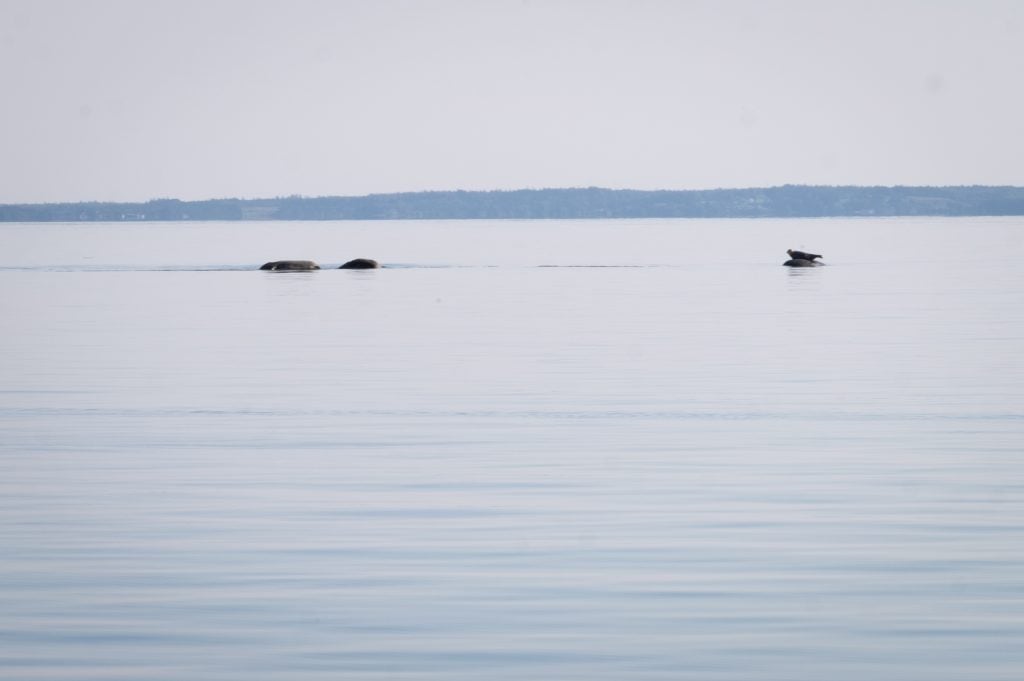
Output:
left=259, top=260, right=320, bottom=271
left=338, top=258, right=380, bottom=270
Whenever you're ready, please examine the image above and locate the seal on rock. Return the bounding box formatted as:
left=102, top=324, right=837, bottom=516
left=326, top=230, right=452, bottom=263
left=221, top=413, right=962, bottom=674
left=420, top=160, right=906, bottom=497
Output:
left=783, top=248, right=823, bottom=267
left=786, top=249, right=822, bottom=262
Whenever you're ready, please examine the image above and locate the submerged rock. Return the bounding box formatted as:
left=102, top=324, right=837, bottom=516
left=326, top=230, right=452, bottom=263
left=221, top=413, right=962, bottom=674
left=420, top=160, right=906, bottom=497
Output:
left=338, top=258, right=380, bottom=270
left=783, top=258, right=821, bottom=267
left=259, top=260, right=320, bottom=271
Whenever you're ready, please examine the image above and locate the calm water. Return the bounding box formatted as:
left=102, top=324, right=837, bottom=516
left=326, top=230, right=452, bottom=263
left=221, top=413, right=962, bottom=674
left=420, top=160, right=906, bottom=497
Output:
left=1, top=218, right=1023, bottom=680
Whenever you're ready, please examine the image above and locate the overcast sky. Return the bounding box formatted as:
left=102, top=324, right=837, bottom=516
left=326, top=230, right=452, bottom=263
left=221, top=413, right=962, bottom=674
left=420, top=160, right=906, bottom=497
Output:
left=2, top=0, right=1022, bottom=203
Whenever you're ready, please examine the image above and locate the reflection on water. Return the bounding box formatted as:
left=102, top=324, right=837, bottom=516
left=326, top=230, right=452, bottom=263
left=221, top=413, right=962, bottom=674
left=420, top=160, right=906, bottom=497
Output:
left=1, top=218, right=1023, bottom=680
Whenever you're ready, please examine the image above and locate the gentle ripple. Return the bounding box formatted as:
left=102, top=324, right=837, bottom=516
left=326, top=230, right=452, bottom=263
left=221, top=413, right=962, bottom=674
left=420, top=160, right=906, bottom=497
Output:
left=1, top=217, right=1022, bottom=680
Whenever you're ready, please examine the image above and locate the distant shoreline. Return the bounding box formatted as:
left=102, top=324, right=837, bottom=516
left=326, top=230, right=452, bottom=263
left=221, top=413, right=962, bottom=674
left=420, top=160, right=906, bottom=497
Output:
left=3, top=185, right=1024, bottom=221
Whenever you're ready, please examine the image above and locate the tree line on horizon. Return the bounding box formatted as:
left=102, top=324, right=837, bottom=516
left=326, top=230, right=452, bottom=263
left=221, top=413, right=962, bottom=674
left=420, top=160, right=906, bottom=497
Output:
left=2, top=185, right=1024, bottom=222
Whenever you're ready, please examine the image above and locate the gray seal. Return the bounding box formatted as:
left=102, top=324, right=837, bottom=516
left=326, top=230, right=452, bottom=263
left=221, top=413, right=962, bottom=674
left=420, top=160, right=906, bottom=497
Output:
left=787, top=249, right=822, bottom=262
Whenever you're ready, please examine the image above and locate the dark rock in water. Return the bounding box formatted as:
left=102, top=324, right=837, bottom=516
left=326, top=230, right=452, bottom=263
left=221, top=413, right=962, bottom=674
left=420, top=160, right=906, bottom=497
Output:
left=787, top=248, right=822, bottom=261
left=784, top=258, right=821, bottom=267
left=338, top=258, right=380, bottom=270
left=259, top=260, right=320, bottom=271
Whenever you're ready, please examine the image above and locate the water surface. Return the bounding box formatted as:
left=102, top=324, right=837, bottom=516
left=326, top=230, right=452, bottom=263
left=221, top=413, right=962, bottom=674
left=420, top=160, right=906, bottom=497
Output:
left=1, top=218, right=1022, bottom=680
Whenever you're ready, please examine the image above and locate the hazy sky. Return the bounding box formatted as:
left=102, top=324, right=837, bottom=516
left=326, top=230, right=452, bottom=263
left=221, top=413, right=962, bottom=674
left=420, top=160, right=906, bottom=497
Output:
left=2, top=0, right=1023, bottom=202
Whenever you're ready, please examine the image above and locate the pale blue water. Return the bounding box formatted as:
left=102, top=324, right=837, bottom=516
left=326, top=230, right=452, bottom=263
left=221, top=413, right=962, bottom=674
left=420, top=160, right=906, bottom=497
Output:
left=1, top=218, right=1023, bottom=680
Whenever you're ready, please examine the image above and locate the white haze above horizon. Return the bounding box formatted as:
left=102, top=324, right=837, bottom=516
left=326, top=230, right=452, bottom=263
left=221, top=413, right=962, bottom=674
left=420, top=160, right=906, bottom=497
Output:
left=2, top=0, right=1023, bottom=203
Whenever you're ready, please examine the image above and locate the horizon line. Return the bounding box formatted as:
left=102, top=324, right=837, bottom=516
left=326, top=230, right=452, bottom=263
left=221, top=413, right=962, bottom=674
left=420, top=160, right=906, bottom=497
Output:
left=5, top=183, right=1024, bottom=207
